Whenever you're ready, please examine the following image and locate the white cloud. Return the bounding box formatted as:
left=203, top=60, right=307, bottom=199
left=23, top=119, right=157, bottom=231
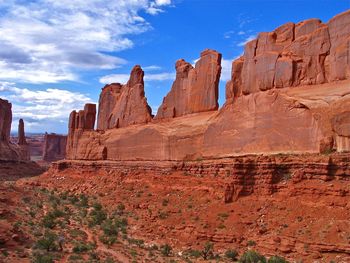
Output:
left=0, top=1, right=172, bottom=84
left=237, top=35, right=256, bottom=47
left=143, top=65, right=162, bottom=71
left=1, top=82, right=93, bottom=133
left=100, top=72, right=175, bottom=84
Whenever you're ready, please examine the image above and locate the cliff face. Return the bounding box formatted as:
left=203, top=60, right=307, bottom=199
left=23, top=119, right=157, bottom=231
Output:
left=42, top=133, right=67, bottom=162
left=0, top=99, right=30, bottom=161
left=155, top=49, right=222, bottom=119
left=225, top=10, right=350, bottom=100
left=65, top=11, right=350, bottom=161
left=97, top=66, right=152, bottom=131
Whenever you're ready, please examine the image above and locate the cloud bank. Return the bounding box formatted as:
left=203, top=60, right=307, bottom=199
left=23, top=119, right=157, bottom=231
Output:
left=0, top=0, right=172, bottom=84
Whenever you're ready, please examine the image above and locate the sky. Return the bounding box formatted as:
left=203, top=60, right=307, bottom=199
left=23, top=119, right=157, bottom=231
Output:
left=0, top=0, right=349, bottom=134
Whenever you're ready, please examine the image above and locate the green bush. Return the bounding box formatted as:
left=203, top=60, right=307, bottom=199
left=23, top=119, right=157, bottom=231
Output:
left=41, top=215, right=56, bottom=229
left=201, top=242, right=214, bottom=260
left=35, top=231, right=57, bottom=252
left=161, top=244, right=172, bottom=257
left=101, top=219, right=119, bottom=236
left=100, top=235, right=117, bottom=247
left=72, top=242, right=92, bottom=253
left=32, top=252, right=55, bottom=263
left=268, top=255, right=289, bottom=263
left=239, top=250, right=266, bottom=263
left=186, top=249, right=201, bottom=258
left=88, top=203, right=107, bottom=226
left=225, top=249, right=238, bottom=261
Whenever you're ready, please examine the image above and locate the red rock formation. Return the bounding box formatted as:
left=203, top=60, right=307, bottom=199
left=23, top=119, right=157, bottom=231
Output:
left=42, top=133, right=67, bottom=162
left=0, top=99, right=12, bottom=142
left=67, top=103, right=107, bottom=160
left=155, top=49, right=222, bottom=119
left=17, top=119, right=27, bottom=145
left=97, top=65, right=152, bottom=130
left=65, top=11, right=350, bottom=161
left=226, top=10, right=350, bottom=99
left=0, top=99, right=30, bottom=161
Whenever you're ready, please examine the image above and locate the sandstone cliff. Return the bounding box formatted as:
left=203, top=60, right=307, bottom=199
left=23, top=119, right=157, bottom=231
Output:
left=65, top=11, right=350, bottom=161
left=0, top=99, right=30, bottom=161
left=156, top=49, right=222, bottom=119
left=225, top=10, right=350, bottom=99
left=97, top=65, right=152, bottom=130
left=42, top=133, right=67, bottom=162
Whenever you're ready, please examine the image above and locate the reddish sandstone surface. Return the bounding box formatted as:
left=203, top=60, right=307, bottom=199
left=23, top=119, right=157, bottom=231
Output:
left=155, top=49, right=222, bottom=119
left=65, top=12, right=350, bottom=161
left=65, top=80, right=350, bottom=161
left=225, top=10, right=350, bottom=99
left=42, top=133, right=67, bottom=162
left=97, top=65, right=152, bottom=131
left=23, top=153, right=349, bottom=262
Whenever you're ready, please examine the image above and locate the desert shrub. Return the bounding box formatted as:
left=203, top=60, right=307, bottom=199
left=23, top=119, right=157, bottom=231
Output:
left=88, top=203, right=107, bottom=226
left=201, top=242, right=214, bottom=259
left=72, top=242, right=93, bottom=253
left=78, top=194, right=89, bottom=208
left=239, top=250, right=266, bottom=263
left=247, top=240, right=256, bottom=246
left=32, top=252, right=55, bottom=263
left=225, top=249, right=239, bottom=261
left=100, top=235, right=117, bottom=247
left=68, top=195, right=79, bottom=205
left=268, top=255, right=289, bottom=263
left=35, top=231, right=57, bottom=252
left=42, top=215, right=56, bottom=229
left=186, top=249, right=201, bottom=258
left=101, top=219, right=118, bottom=236
left=162, top=199, right=169, bottom=206
left=161, top=244, right=172, bottom=257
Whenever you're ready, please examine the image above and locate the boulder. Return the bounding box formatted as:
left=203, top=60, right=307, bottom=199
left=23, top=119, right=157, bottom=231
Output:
left=155, top=49, right=222, bottom=119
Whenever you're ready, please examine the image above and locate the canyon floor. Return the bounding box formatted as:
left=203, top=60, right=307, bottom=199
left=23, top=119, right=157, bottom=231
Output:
left=0, top=154, right=349, bottom=263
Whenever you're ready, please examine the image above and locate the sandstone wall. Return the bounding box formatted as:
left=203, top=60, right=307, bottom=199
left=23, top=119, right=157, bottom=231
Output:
left=65, top=11, right=350, bottom=161
left=225, top=10, right=350, bottom=100
left=42, top=133, right=67, bottom=162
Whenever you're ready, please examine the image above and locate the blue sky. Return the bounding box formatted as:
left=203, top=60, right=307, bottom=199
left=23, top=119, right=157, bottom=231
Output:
left=0, top=0, right=349, bottom=134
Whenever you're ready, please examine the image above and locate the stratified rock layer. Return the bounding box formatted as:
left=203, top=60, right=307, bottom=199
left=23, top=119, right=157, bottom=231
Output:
left=155, top=49, right=222, bottom=119
left=97, top=66, right=152, bottom=130
left=226, top=10, right=350, bottom=99
left=42, top=133, right=67, bottom=162
left=0, top=99, right=30, bottom=161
